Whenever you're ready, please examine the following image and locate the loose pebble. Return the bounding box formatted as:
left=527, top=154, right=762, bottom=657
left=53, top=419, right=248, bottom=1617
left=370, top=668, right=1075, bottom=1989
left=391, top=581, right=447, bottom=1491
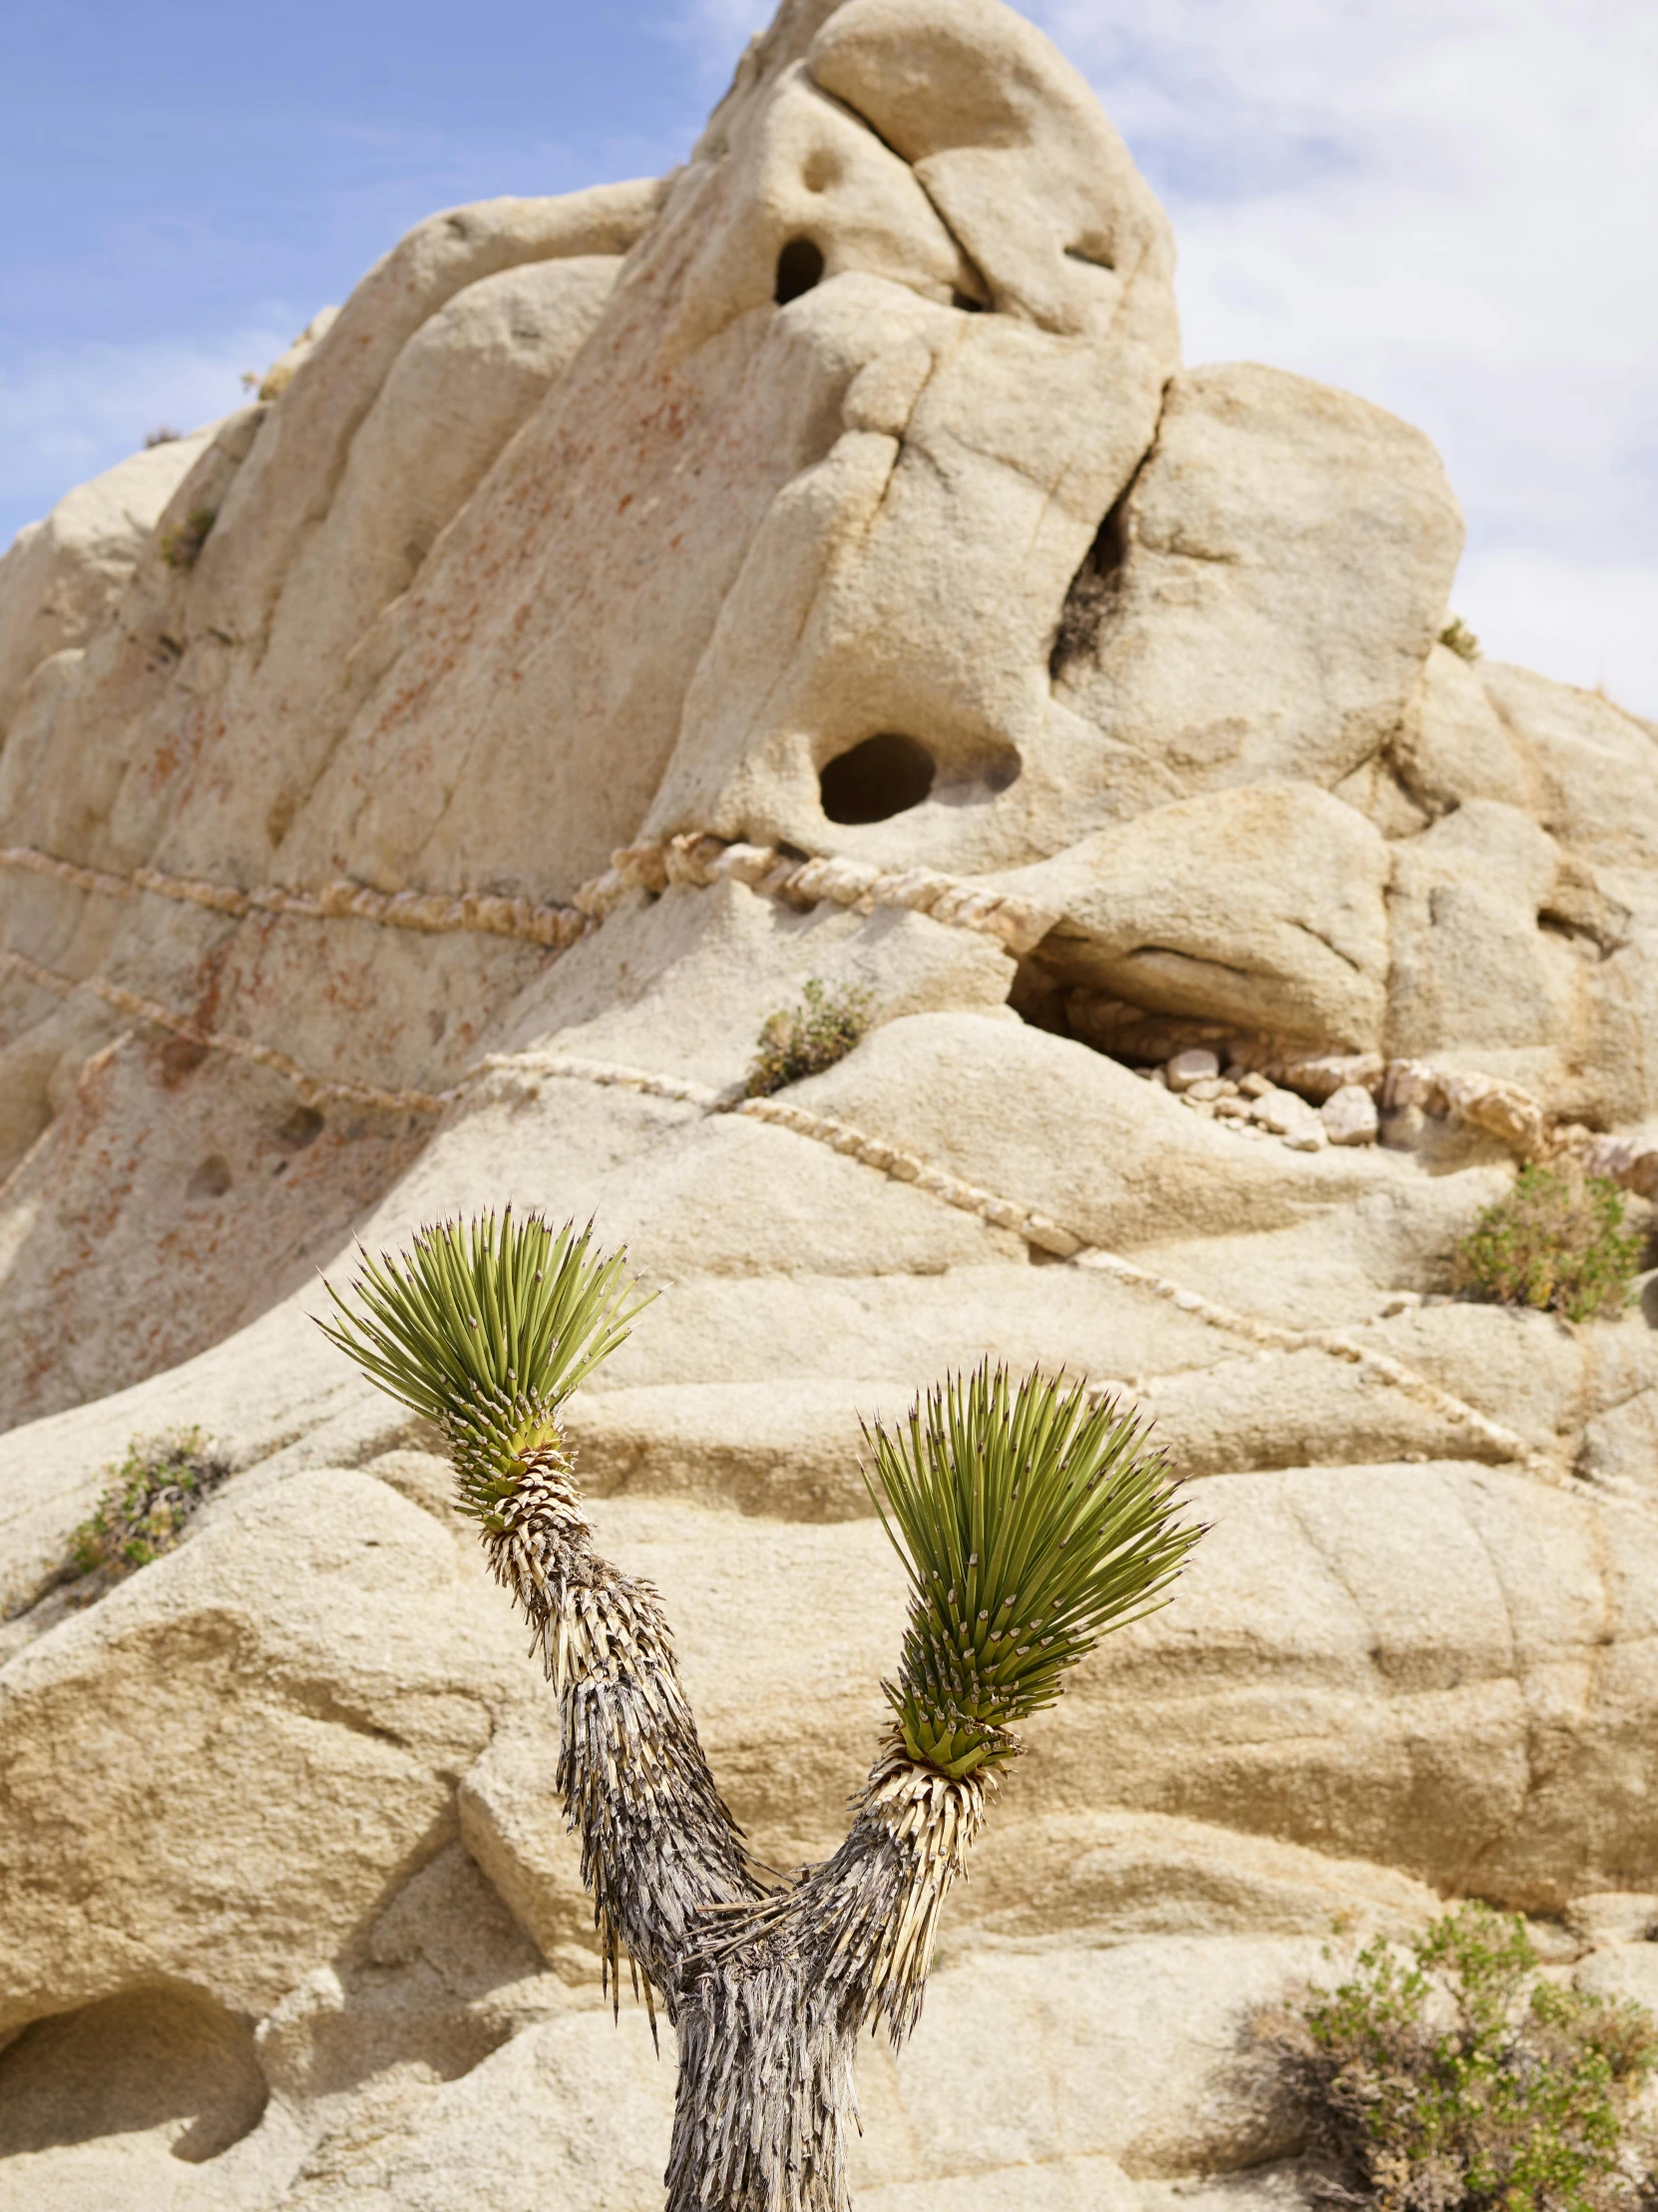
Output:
left=1322, top=1083, right=1380, bottom=1146
left=1166, top=1048, right=1220, bottom=1092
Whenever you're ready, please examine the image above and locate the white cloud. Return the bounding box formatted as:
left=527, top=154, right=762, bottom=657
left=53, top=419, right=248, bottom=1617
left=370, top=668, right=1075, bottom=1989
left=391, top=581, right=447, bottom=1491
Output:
left=1454, top=550, right=1658, bottom=724
left=0, top=317, right=302, bottom=539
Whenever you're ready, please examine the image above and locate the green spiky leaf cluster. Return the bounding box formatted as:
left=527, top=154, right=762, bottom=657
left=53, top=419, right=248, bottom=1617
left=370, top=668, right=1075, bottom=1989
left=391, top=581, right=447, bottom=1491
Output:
left=319, top=1210, right=649, bottom=1522
left=864, top=1365, right=1201, bottom=1779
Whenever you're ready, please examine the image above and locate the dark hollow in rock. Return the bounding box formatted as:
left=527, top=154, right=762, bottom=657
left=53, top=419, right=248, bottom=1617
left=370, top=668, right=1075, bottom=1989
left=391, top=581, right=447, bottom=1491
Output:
left=0, top=1987, right=267, bottom=2164
left=774, top=237, right=825, bottom=306
left=1049, top=489, right=1133, bottom=678
left=276, top=1105, right=325, bottom=1150
left=186, top=1154, right=233, bottom=1202
left=819, top=733, right=936, bottom=824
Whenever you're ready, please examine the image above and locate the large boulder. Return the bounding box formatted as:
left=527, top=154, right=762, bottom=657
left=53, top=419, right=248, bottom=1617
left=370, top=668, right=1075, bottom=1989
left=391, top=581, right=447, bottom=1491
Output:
left=0, top=1469, right=527, bottom=2035
left=1007, top=783, right=1391, bottom=1049
left=1052, top=362, right=1462, bottom=806
left=0, top=431, right=212, bottom=727
left=4, top=1, right=1658, bottom=2206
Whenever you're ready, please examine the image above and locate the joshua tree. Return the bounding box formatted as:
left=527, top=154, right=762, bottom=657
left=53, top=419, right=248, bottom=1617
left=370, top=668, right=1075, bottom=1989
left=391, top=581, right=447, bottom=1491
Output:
left=323, top=1210, right=1201, bottom=2212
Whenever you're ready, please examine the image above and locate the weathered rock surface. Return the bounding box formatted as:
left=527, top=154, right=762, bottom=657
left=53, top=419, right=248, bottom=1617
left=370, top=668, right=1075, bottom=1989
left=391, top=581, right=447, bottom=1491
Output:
left=1010, top=783, right=1391, bottom=1048
left=0, top=1468, right=528, bottom=2036
left=0, top=429, right=213, bottom=728
left=3, top=0, right=1658, bottom=2205
left=1052, top=362, right=1462, bottom=804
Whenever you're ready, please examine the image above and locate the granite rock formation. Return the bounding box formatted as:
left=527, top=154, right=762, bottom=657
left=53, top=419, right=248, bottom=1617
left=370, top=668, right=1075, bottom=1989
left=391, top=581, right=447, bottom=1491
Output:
left=3, top=0, right=1658, bottom=2205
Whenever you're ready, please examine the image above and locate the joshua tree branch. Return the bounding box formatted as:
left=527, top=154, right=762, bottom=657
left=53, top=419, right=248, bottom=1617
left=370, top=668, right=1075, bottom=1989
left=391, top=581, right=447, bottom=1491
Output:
left=484, top=1443, right=765, bottom=2010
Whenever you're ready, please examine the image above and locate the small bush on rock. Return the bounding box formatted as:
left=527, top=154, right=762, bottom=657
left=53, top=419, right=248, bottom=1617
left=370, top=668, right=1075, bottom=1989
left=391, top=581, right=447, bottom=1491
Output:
left=1441, top=615, right=1481, bottom=662
left=744, top=977, right=873, bottom=1098
left=159, top=507, right=216, bottom=570
left=66, top=1428, right=230, bottom=1594
left=1265, top=1903, right=1658, bottom=2212
left=1453, top=1164, right=1642, bottom=1322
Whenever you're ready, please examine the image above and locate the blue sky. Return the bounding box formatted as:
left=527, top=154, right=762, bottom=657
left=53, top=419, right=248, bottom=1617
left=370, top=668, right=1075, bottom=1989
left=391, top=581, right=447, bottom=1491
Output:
left=4, top=0, right=1655, bottom=712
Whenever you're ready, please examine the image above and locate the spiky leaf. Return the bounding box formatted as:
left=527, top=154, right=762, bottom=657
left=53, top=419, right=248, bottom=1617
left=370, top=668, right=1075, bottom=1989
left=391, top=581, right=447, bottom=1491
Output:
left=318, top=1209, right=650, bottom=1521
left=864, top=1365, right=1200, bottom=1779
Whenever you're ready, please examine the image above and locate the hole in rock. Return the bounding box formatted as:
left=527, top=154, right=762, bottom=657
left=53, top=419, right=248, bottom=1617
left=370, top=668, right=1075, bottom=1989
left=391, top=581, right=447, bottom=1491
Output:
left=0, top=1987, right=267, bottom=2164
left=1049, top=488, right=1133, bottom=679
left=952, top=288, right=986, bottom=313
left=186, top=1154, right=232, bottom=1202
left=1009, top=954, right=1258, bottom=1079
left=819, top=733, right=936, bottom=824
left=276, top=1105, right=324, bottom=1150
left=774, top=237, right=826, bottom=306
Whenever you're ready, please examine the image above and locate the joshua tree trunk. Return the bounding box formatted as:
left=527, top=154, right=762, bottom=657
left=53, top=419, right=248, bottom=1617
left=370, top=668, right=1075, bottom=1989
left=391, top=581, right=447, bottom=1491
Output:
left=487, top=1440, right=983, bottom=2210
left=668, top=1749, right=986, bottom=2210
left=323, top=1211, right=1197, bottom=2212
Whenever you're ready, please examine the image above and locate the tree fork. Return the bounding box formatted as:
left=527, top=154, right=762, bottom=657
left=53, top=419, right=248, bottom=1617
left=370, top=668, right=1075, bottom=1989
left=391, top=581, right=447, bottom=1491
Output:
left=322, top=1211, right=1200, bottom=2212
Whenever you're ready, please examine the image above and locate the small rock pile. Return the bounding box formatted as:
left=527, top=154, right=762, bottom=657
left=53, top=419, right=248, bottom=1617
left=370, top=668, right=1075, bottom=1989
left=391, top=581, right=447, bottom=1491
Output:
left=1138, top=1049, right=1380, bottom=1153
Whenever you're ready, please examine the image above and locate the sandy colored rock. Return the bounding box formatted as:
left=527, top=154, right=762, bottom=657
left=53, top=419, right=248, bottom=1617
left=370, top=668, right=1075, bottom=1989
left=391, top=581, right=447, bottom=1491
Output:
left=509, top=873, right=1017, bottom=1095
left=851, top=1940, right=1318, bottom=2185
left=1565, top=1893, right=1658, bottom=1947
left=1393, top=642, right=1536, bottom=818
left=248, top=252, right=625, bottom=761
left=1054, top=362, right=1461, bottom=803
left=1320, top=1084, right=1378, bottom=1146
left=5, top=2, right=1658, bottom=2205
left=1011, top=784, right=1391, bottom=1050
left=1577, top=1385, right=1658, bottom=1494
left=1126, top=1168, right=1513, bottom=1331
left=1084, top=1460, right=1658, bottom=1909
left=274, top=2006, right=671, bottom=2210
left=643, top=0, right=1180, bottom=872
left=1385, top=795, right=1658, bottom=1120
left=1348, top=1296, right=1588, bottom=1452
left=0, top=1987, right=282, bottom=2212
left=252, top=1840, right=558, bottom=2104
left=793, top=1009, right=1403, bottom=1253
left=565, top=1378, right=889, bottom=1519
left=1572, top=1942, right=1658, bottom=2015
left=0, top=1469, right=527, bottom=2034
left=1481, top=660, right=1658, bottom=875
left=1138, top=1345, right=1512, bottom=1477
left=0, top=430, right=212, bottom=726
left=926, top=1808, right=1437, bottom=1949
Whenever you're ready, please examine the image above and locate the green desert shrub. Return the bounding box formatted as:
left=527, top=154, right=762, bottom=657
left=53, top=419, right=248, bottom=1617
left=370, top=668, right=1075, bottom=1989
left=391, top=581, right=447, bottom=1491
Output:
left=744, top=977, right=873, bottom=1098
left=66, top=1428, right=230, bottom=1592
left=158, top=506, right=216, bottom=570
left=1441, top=615, right=1482, bottom=662
left=1264, top=1903, right=1658, bottom=2212
left=1453, top=1164, right=1643, bottom=1322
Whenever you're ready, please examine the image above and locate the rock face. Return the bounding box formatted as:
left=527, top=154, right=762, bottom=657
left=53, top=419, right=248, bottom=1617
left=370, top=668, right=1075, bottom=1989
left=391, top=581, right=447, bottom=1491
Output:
left=2, top=0, right=1657, bottom=2205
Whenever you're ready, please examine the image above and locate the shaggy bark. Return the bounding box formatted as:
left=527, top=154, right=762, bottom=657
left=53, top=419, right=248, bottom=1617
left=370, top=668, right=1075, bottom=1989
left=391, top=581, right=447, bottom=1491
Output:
left=482, top=1441, right=985, bottom=2212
